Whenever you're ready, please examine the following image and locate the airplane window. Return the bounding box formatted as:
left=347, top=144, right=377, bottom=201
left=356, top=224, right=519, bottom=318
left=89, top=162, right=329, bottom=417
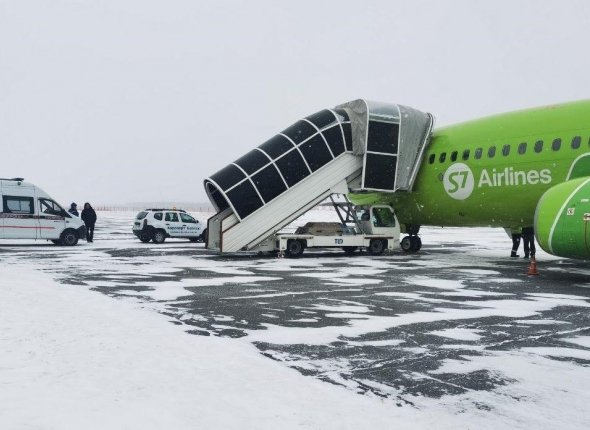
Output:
left=450, top=151, right=458, bottom=162
left=488, top=146, right=496, bottom=158
left=428, top=154, right=435, bottom=164
left=439, top=152, right=446, bottom=163
left=462, top=149, right=470, bottom=160
left=475, top=148, right=483, bottom=159
left=518, top=142, right=527, bottom=154
left=571, top=136, right=581, bottom=149
left=534, top=140, right=543, bottom=153
left=552, top=138, right=562, bottom=151
left=502, top=144, right=510, bottom=156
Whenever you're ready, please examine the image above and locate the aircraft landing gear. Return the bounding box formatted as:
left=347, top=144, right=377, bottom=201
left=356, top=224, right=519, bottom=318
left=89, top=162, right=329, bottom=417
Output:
left=401, top=235, right=422, bottom=253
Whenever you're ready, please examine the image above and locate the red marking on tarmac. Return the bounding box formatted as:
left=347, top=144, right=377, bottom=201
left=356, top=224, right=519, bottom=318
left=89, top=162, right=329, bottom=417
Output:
left=1, top=226, right=55, bottom=229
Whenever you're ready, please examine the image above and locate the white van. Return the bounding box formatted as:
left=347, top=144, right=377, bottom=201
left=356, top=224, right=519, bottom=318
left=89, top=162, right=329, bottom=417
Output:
left=0, top=178, right=87, bottom=246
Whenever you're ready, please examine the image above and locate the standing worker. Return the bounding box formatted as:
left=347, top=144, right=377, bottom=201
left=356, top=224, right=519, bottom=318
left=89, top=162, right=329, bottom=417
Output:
left=68, top=203, right=79, bottom=216
left=81, top=202, right=97, bottom=242
left=522, top=226, right=536, bottom=259
left=510, top=227, right=522, bottom=257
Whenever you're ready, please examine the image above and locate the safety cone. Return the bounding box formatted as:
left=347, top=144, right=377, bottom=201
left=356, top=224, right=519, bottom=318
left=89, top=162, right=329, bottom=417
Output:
left=527, top=256, right=539, bottom=276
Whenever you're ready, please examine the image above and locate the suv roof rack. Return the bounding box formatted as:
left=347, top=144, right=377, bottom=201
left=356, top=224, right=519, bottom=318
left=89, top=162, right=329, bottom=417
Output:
left=0, top=177, right=24, bottom=182
left=145, top=208, right=187, bottom=212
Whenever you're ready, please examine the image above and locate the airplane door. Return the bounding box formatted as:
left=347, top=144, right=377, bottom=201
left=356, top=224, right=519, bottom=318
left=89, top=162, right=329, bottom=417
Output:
left=2, top=195, right=38, bottom=239
left=38, top=198, right=67, bottom=240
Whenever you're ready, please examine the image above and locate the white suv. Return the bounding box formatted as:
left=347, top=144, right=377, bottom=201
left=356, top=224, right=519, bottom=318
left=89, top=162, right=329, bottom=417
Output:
left=133, top=209, right=206, bottom=244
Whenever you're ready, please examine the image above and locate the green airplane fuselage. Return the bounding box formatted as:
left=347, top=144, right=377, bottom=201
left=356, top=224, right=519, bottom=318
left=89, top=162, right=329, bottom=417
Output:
left=350, top=100, right=590, bottom=230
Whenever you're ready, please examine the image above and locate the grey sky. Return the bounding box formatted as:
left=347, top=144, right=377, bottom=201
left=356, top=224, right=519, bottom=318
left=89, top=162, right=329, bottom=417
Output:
left=1, top=0, right=589, bottom=204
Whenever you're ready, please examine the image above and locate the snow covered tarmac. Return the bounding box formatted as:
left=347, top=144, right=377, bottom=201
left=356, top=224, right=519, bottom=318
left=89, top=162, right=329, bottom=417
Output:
left=1, top=211, right=590, bottom=429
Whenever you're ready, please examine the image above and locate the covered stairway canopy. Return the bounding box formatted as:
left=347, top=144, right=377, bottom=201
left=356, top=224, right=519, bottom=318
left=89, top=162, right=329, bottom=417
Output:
left=204, top=100, right=434, bottom=222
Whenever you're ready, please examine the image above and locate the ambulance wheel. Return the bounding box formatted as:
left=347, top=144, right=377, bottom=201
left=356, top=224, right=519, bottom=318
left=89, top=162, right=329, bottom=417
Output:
left=200, top=228, right=208, bottom=243
left=189, top=237, right=199, bottom=242
left=60, top=229, right=79, bottom=246
left=152, top=229, right=166, bottom=244
left=343, top=246, right=358, bottom=255
left=286, top=239, right=304, bottom=258
left=401, top=236, right=413, bottom=252
left=51, top=239, right=62, bottom=245
left=139, top=233, right=152, bottom=243
left=368, top=239, right=385, bottom=256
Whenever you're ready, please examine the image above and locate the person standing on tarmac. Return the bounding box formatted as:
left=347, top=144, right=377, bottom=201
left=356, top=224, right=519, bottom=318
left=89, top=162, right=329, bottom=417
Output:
left=522, top=226, right=536, bottom=259
left=81, top=202, right=97, bottom=242
left=510, top=227, right=522, bottom=257
left=68, top=203, right=79, bottom=216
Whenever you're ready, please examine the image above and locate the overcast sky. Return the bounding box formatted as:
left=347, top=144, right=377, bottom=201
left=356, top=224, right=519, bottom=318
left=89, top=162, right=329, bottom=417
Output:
left=1, top=0, right=589, bottom=205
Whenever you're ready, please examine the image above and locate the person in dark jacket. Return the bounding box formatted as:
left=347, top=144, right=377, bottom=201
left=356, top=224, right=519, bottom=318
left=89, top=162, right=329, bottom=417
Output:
left=81, top=202, right=97, bottom=242
left=510, top=227, right=522, bottom=257
left=68, top=203, right=79, bottom=217
left=522, top=226, right=536, bottom=259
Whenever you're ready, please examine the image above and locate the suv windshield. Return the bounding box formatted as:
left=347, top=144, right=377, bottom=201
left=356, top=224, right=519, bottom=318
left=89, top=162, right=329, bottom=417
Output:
left=136, top=211, right=148, bottom=220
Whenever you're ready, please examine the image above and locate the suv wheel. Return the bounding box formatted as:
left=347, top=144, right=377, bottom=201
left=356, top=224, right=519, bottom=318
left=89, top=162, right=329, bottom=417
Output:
left=152, top=229, right=166, bottom=244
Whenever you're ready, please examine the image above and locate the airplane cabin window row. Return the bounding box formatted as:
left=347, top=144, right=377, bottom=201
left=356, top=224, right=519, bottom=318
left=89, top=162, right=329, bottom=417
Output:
left=427, top=135, right=587, bottom=164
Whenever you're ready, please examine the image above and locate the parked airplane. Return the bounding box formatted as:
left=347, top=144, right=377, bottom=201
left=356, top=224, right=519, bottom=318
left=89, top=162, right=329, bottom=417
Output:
left=204, top=99, right=590, bottom=260
left=348, top=100, right=590, bottom=260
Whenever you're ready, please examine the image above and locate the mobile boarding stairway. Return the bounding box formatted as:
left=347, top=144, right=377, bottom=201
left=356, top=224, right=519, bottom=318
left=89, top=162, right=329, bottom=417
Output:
left=204, top=100, right=434, bottom=253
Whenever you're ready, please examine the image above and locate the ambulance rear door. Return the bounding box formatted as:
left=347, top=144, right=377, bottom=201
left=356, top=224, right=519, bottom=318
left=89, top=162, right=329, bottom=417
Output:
left=1, top=188, right=38, bottom=239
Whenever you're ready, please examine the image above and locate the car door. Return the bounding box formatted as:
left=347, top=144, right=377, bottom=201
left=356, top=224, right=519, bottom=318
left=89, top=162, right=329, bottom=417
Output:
left=179, top=212, right=201, bottom=237
left=38, top=198, right=67, bottom=239
left=2, top=194, right=38, bottom=239
left=164, top=211, right=181, bottom=237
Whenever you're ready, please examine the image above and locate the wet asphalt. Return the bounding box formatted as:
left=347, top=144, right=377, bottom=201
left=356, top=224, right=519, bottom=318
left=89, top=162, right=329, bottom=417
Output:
left=1, top=213, right=589, bottom=408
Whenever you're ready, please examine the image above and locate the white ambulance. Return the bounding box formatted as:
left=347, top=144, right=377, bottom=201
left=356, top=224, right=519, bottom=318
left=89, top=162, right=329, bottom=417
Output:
left=0, top=178, right=87, bottom=246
